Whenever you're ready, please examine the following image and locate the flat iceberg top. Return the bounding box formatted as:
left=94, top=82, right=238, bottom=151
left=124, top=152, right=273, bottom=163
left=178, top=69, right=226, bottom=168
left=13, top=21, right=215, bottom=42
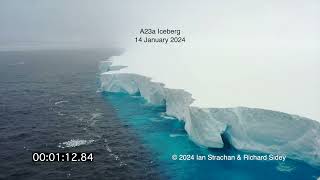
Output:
left=109, top=46, right=320, bottom=121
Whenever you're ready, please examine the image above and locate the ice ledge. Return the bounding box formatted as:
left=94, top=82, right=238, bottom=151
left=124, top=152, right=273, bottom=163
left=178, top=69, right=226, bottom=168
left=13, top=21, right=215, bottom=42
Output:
left=99, top=58, right=320, bottom=167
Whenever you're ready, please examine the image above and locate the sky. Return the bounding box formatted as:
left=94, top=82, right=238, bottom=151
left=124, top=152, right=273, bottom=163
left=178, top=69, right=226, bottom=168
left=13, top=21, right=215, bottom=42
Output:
left=0, top=0, right=127, bottom=49
left=1, top=0, right=319, bottom=50
left=0, top=0, right=194, bottom=49
left=1, top=0, right=319, bottom=120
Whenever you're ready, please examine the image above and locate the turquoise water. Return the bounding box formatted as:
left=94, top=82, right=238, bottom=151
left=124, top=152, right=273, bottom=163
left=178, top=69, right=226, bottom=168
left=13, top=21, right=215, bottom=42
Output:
left=103, top=92, right=320, bottom=180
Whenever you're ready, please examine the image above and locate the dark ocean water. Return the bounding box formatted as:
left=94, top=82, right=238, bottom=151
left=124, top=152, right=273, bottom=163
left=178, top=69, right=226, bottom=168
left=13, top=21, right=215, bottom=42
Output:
left=0, top=49, right=163, bottom=180
left=0, top=49, right=319, bottom=180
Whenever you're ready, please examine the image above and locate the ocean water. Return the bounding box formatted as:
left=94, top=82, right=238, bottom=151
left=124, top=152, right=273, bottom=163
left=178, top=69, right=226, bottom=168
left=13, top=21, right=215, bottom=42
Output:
left=0, top=49, right=319, bottom=180
left=0, top=49, right=163, bottom=179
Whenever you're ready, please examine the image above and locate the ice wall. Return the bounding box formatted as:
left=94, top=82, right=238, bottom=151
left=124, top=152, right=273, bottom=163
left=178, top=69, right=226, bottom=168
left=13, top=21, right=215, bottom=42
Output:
left=99, top=59, right=320, bottom=167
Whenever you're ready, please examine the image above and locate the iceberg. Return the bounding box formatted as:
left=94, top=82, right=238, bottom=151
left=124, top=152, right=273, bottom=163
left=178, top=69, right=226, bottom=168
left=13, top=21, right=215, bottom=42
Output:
left=99, top=58, right=320, bottom=167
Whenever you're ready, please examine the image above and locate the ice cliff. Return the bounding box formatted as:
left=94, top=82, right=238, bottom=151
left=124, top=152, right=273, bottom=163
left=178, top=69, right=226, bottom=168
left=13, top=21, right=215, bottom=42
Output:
left=99, top=59, right=320, bottom=167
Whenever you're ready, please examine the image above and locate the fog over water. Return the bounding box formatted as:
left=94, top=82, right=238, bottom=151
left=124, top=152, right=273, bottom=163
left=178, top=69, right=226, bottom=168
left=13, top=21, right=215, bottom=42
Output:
left=1, top=0, right=320, bottom=120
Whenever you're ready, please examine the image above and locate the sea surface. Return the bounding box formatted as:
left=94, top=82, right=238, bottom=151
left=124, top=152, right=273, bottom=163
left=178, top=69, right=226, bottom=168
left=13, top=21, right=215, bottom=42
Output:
left=0, top=49, right=319, bottom=180
left=0, top=49, right=163, bottom=179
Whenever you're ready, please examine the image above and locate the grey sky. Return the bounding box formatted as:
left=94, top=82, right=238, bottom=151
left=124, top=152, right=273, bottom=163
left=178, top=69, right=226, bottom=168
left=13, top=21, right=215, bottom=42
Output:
left=0, top=0, right=129, bottom=49
left=0, top=0, right=185, bottom=49
left=2, top=0, right=319, bottom=50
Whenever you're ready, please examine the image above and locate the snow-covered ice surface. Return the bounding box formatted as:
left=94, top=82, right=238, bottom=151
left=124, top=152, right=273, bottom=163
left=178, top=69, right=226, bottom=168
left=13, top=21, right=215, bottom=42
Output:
left=99, top=50, right=320, bottom=167
left=107, top=47, right=320, bottom=121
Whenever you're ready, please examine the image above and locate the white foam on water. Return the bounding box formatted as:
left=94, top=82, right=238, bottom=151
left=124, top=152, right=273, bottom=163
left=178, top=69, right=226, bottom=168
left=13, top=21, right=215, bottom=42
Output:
left=119, top=161, right=127, bottom=167
left=160, top=114, right=176, bottom=120
left=104, top=139, right=112, bottom=153
left=54, top=100, right=68, bottom=105
left=96, top=88, right=102, bottom=93
left=169, top=134, right=187, bottom=138
left=105, top=144, right=112, bottom=153
left=89, top=113, right=103, bottom=121
left=58, top=139, right=94, bottom=148
left=110, top=153, right=119, bottom=160
left=276, top=162, right=296, bottom=173
left=57, top=112, right=65, bottom=116
left=131, top=95, right=141, bottom=98
left=88, top=113, right=103, bottom=126
left=103, top=139, right=126, bottom=166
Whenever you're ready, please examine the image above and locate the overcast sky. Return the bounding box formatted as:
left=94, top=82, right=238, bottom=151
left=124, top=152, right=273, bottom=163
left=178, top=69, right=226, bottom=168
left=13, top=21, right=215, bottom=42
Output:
left=1, top=0, right=319, bottom=50
left=0, top=0, right=128, bottom=49
left=0, top=0, right=193, bottom=50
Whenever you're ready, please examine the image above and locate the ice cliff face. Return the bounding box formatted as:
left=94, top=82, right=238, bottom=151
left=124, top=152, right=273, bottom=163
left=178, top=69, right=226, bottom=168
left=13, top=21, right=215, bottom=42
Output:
left=193, top=107, right=320, bottom=166
left=99, top=59, right=320, bottom=167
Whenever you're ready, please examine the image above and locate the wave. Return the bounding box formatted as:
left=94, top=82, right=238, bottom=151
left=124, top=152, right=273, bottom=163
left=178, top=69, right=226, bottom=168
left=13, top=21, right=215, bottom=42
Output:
left=54, top=100, right=68, bottom=105
left=99, top=57, right=320, bottom=167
